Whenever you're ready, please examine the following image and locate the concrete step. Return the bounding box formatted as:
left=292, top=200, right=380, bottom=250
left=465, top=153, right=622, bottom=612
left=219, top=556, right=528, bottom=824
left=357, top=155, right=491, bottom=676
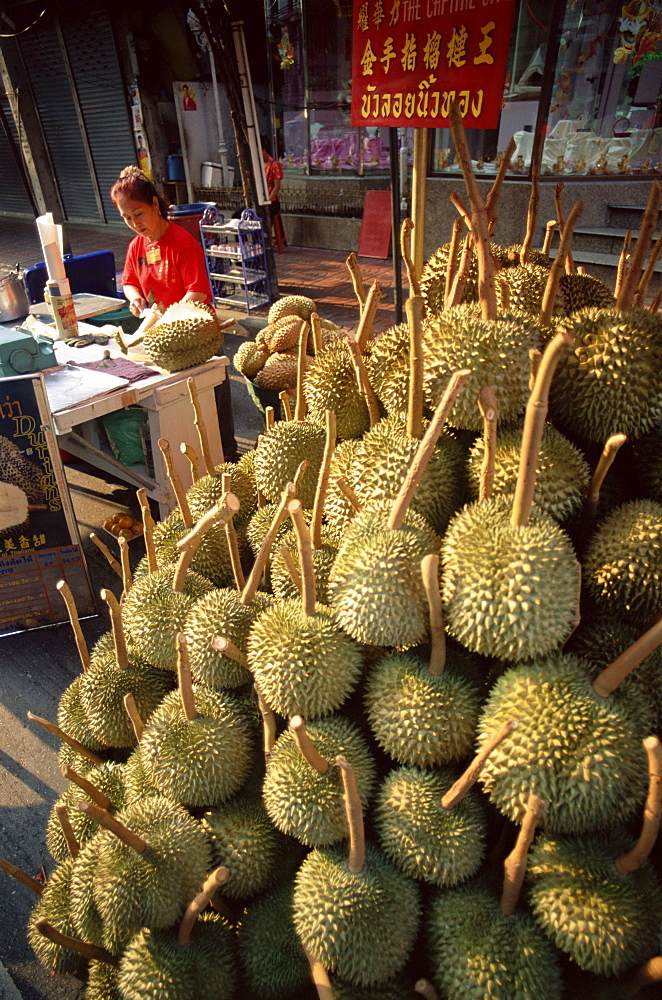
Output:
left=607, top=203, right=651, bottom=228
left=570, top=248, right=662, bottom=293
left=573, top=225, right=659, bottom=256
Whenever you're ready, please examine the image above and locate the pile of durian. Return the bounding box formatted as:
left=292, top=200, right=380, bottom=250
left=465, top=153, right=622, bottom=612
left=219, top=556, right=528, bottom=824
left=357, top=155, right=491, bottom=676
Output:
left=3, top=109, right=662, bottom=1000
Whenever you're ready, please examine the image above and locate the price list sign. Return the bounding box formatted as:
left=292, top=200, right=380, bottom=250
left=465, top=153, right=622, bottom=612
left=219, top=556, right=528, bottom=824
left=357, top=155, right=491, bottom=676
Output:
left=351, top=0, right=517, bottom=129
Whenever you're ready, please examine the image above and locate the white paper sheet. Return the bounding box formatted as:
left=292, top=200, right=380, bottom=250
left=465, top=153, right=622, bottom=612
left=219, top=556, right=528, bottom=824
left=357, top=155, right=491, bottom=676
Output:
left=36, top=213, right=66, bottom=283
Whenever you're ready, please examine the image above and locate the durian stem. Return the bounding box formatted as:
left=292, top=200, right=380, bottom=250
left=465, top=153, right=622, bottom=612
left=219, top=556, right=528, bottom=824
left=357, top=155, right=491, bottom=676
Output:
left=255, top=681, right=277, bottom=758
left=592, top=617, right=662, bottom=699
left=137, top=489, right=157, bottom=575
left=278, top=544, right=302, bottom=594
left=100, top=588, right=129, bottom=670
left=542, top=220, right=557, bottom=257
left=421, top=554, right=446, bottom=675
left=336, top=755, right=365, bottom=874
left=449, top=102, right=496, bottom=321
left=210, top=635, right=250, bottom=669
left=539, top=200, right=584, bottom=326
left=241, top=483, right=297, bottom=605
left=77, top=801, right=147, bottom=854
left=34, top=919, right=119, bottom=967
left=305, top=947, right=336, bottom=1000
left=56, top=580, right=90, bottom=672
left=450, top=191, right=472, bottom=232
left=294, top=460, right=309, bottom=492
left=221, top=472, right=245, bottom=591
left=118, top=536, right=132, bottom=597
left=265, top=406, right=275, bottom=430
left=500, top=792, right=545, bottom=916
left=180, top=442, right=201, bottom=483
left=650, top=288, right=662, bottom=313
left=477, top=385, right=498, bottom=502
left=485, top=136, right=516, bottom=229
left=498, top=279, right=510, bottom=311
left=61, top=764, right=111, bottom=811
left=295, top=320, right=310, bottom=421
left=55, top=805, right=80, bottom=859
left=401, top=218, right=422, bottom=299
left=26, top=712, right=104, bottom=764
left=290, top=715, right=329, bottom=774
left=123, top=692, right=144, bottom=742
left=615, top=736, right=662, bottom=874
left=444, top=217, right=464, bottom=309
left=553, top=183, right=575, bottom=274
left=616, top=180, right=662, bottom=311
left=618, top=956, right=662, bottom=996
left=187, top=376, right=215, bottom=477
left=510, top=331, right=573, bottom=528
left=441, top=720, right=519, bottom=810
left=173, top=494, right=241, bottom=591
left=346, top=251, right=367, bottom=311
left=288, top=499, right=316, bottom=616
left=520, top=130, right=543, bottom=265
left=89, top=532, right=122, bottom=579
left=177, top=633, right=198, bottom=722
left=581, top=433, right=627, bottom=528
left=311, top=312, right=324, bottom=355
left=615, top=230, right=632, bottom=299
left=279, top=390, right=292, bottom=421
left=177, top=867, right=229, bottom=946
left=158, top=438, right=193, bottom=527
left=448, top=233, right=474, bottom=307
left=406, top=296, right=425, bottom=440
left=347, top=338, right=380, bottom=428
left=356, top=280, right=383, bottom=354
left=335, top=477, right=363, bottom=512
left=415, top=980, right=439, bottom=1000
left=312, top=410, right=337, bottom=550
left=634, top=228, right=662, bottom=307
left=387, top=368, right=472, bottom=531
left=528, top=349, right=542, bottom=393
left=0, top=855, right=44, bottom=896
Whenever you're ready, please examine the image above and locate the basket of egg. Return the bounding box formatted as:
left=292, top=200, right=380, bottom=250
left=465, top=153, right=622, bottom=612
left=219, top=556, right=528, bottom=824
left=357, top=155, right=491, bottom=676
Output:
left=102, top=511, right=144, bottom=542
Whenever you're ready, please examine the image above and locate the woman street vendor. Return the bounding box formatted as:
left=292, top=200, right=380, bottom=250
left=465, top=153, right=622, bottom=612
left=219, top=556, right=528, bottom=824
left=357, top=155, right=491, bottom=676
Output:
left=111, top=165, right=237, bottom=461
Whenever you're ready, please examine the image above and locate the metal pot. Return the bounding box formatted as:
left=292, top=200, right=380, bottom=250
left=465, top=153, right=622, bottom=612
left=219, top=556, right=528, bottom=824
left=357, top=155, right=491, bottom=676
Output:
left=0, top=266, right=30, bottom=323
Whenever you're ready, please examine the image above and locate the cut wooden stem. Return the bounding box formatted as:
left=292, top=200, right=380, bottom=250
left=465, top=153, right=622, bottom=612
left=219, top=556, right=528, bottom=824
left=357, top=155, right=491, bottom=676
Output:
left=554, top=183, right=574, bottom=274
left=441, top=720, right=519, bottom=809
left=347, top=338, right=380, bottom=427
left=294, top=459, right=309, bottom=492
left=421, top=553, right=445, bottom=675
left=485, top=136, right=516, bottom=229
left=356, top=280, right=382, bottom=354
left=542, top=220, right=557, bottom=257
left=27, top=712, right=104, bottom=764
left=265, top=405, right=275, bottom=430
left=311, top=410, right=337, bottom=550
left=539, top=200, right=584, bottom=326
left=346, top=251, right=367, bottom=311
left=55, top=805, right=80, bottom=859
left=336, top=755, right=365, bottom=874
left=77, top=801, right=147, bottom=854
left=56, top=580, right=90, bottom=672
left=500, top=792, right=545, bottom=915
left=288, top=499, right=316, bottom=616
left=177, top=633, right=198, bottom=722
left=616, top=180, right=661, bottom=311
left=310, top=312, right=324, bottom=356
left=177, top=867, right=229, bottom=946
left=295, top=320, right=310, bottom=421
left=415, top=981, right=439, bottom=1000
left=444, top=217, right=464, bottom=309
left=173, top=494, right=240, bottom=591
left=478, top=385, right=498, bottom=502
left=520, top=130, right=543, bottom=264
left=634, top=228, right=662, bottom=307
left=254, top=681, right=277, bottom=758
left=528, top=349, right=542, bottom=393
left=290, top=715, right=329, bottom=774
left=335, top=477, right=362, bottom=512
left=158, top=438, right=193, bottom=527
left=498, top=279, right=510, bottom=311
left=388, top=369, right=472, bottom=530
left=137, top=488, right=157, bottom=574
left=279, top=390, right=292, bottom=421
left=592, top=618, right=662, bottom=699
left=448, top=233, right=474, bottom=307
left=305, top=946, right=336, bottom=1000
left=61, top=764, right=111, bottom=810
left=34, top=919, right=119, bottom=967
left=615, top=736, right=662, bottom=874
left=0, top=856, right=44, bottom=895
left=210, top=635, right=250, bottom=669
left=117, top=536, right=132, bottom=597
left=406, top=295, right=425, bottom=440
left=123, top=692, right=144, bottom=742
left=582, top=433, right=627, bottom=526
left=241, top=483, right=296, bottom=605
left=511, top=331, right=573, bottom=527
left=450, top=191, right=472, bottom=232
left=278, top=543, right=302, bottom=593
left=615, top=230, right=632, bottom=299
left=187, top=376, right=215, bottom=477
left=401, top=218, right=422, bottom=298
left=650, top=287, right=662, bottom=313
left=221, top=473, right=245, bottom=591
left=618, top=956, right=662, bottom=996
left=89, top=532, right=122, bottom=579
left=100, top=589, right=129, bottom=671
left=180, top=442, right=201, bottom=483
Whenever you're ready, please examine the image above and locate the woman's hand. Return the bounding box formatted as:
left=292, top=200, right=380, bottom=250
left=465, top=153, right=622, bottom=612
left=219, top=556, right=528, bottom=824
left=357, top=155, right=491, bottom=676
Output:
left=129, top=295, right=147, bottom=318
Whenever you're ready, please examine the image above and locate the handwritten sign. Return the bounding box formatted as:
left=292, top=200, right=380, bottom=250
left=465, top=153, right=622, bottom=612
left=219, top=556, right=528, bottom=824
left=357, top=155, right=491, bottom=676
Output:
left=351, top=0, right=517, bottom=129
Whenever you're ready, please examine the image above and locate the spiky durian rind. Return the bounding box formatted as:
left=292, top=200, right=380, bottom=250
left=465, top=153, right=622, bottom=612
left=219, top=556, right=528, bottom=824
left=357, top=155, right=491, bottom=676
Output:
left=304, top=341, right=370, bottom=440
left=254, top=420, right=326, bottom=508
left=267, top=294, right=316, bottom=324
left=201, top=800, right=282, bottom=898
left=184, top=589, right=269, bottom=690
left=237, top=883, right=310, bottom=999
left=28, top=859, right=86, bottom=975
left=78, top=657, right=173, bottom=748
left=46, top=761, right=126, bottom=862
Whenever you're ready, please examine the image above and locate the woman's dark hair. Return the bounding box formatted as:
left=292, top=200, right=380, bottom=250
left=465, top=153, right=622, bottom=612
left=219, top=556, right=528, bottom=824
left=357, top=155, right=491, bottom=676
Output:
left=110, top=165, right=170, bottom=218
left=260, top=135, right=271, bottom=156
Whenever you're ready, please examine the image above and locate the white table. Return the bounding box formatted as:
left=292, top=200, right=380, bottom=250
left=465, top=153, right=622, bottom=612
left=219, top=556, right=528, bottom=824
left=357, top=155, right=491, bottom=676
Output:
left=29, top=292, right=127, bottom=324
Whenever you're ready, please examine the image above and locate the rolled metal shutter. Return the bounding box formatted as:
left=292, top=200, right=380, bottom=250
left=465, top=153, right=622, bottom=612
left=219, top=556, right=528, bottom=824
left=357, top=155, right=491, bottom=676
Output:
left=0, top=95, right=35, bottom=216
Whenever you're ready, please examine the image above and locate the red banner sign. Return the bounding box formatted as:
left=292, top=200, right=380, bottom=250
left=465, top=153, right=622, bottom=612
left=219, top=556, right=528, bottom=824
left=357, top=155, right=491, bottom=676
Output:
left=351, top=0, right=517, bottom=129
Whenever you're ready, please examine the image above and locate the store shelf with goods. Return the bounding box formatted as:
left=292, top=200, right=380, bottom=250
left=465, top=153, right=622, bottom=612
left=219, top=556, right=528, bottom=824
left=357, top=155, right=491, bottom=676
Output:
left=200, top=206, right=271, bottom=314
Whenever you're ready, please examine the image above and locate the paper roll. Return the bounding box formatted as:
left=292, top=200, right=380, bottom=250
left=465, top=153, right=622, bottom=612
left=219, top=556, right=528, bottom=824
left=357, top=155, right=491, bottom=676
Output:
left=36, top=214, right=66, bottom=282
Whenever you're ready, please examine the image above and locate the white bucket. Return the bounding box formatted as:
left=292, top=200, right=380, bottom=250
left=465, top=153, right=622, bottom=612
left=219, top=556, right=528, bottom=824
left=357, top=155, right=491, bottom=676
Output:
left=201, top=161, right=222, bottom=186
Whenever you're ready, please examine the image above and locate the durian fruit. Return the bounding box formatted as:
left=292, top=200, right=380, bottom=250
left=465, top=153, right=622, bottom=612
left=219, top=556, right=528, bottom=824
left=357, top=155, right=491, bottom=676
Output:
left=27, top=710, right=107, bottom=782
left=583, top=499, right=662, bottom=627
left=254, top=353, right=300, bottom=393
left=184, top=588, right=269, bottom=690
left=364, top=554, right=479, bottom=767
left=293, top=756, right=421, bottom=986
left=263, top=714, right=376, bottom=846
left=558, top=271, right=614, bottom=314
left=634, top=428, right=662, bottom=501
left=321, top=437, right=361, bottom=533
left=27, top=859, right=87, bottom=975
left=233, top=340, right=269, bottom=378
left=57, top=676, right=108, bottom=757
left=268, top=293, right=316, bottom=324
left=201, top=799, right=282, bottom=899
left=550, top=307, right=662, bottom=442
left=427, top=792, right=561, bottom=1000
left=331, top=975, right=416, bottom=999
left=496, top=262, right=555, bottom=315
left=249, top=501, right=363, bottom=718
left=254, top=418, right=326, bottom=508
left=237, top=882, right=310, bottom=999
left=86, top=960, right=123, bottom=1000
left=136, top=634, right=254, bottom=808
left=528, top=737, right=662, bottom=976
left=246, top=499, right=312, bottom=557
left=123, top=746, right=162, bottom=804
left=0, top=434, right=44, bottom=537
left=46, top=762, right=126, bottom=862
left=118, top=868, right=237, bottom=1000
left=142, top=301, right=222, bottom=372
left=504, top=245, right=552, bottom=268
left=304, top=341, right=370, bottom=440
left=365, top=321, right=410, bottom=419
left=466, top=421, right=590, bottom=522
left=256, top=314, right=305, bottom=353
left=420, top=241, right=508, bottom=313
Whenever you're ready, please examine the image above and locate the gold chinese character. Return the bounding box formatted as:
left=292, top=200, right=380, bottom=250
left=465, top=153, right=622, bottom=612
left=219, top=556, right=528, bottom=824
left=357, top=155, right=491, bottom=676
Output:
left=447, top=25, right=468, bottom=69
left=373, top=0, right=385, bottom=28
left=361, top=40, right=378, bottom=76
left=423, top=30, right=442, bottom=70
left=389, top=0, right=401, bottom=26
left=18, top=536, right=30, bottom=549
left=401, top=32, right=417, bottom=72
left=4, top=538, right=16, bottom=552
left=32, top=533, right=46, bottom=547
left=381, top=36, right=396, bottom=73
left=357, top=2, right=370, bottom=31
left=474, top=21, right=495, bottom=65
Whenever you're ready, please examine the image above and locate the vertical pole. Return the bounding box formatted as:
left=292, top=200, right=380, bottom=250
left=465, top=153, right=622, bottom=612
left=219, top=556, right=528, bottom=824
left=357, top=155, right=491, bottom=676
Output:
left=411, top=127, right=429, bottom=277
left=389, top=127, right=403, bottom=324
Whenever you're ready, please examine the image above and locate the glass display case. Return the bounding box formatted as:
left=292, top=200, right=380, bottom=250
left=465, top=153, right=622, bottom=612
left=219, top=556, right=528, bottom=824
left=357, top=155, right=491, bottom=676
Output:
left=200, top=208, right=270, bottom=314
